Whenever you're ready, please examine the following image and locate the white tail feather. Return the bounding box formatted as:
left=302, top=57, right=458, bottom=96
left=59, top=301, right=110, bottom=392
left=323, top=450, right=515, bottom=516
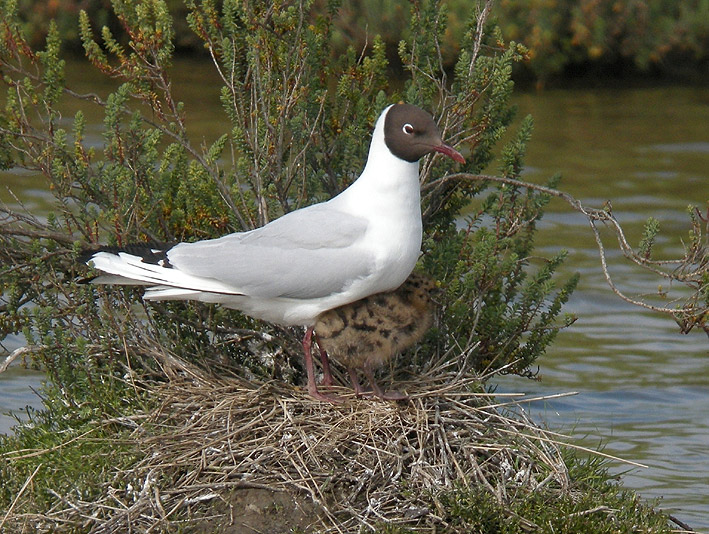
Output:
left=88, top=252, right=244, bottom=295
left=144, top=286, right=203, bottom=300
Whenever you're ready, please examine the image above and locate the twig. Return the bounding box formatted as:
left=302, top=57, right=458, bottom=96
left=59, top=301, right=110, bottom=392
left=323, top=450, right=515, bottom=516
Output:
left=0, top=463, right=42, bottom=530
left=426, top=173, right=708, bottom=325
left=668, top=513, right=699, bottom=533
left=564, top=505, right=614, bottom=518
left=0, top=346, right=37, bottom=374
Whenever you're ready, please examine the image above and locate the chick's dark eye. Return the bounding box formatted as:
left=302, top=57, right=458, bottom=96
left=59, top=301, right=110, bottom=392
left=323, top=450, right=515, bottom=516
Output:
left=402, top=123, right=414, bottom=135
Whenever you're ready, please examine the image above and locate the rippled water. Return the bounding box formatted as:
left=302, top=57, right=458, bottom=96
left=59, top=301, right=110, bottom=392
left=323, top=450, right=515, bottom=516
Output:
left=1, top=63, right=707, bottom=529
left=496, top=84, right=709, bottom=530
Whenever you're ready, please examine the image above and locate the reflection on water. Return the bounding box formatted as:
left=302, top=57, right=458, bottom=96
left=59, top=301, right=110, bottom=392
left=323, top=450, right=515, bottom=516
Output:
left=1, top=62, right=708, bottom=529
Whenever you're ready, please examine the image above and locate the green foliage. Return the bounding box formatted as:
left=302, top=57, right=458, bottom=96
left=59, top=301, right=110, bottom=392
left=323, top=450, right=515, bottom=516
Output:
left=422, top=171, right=578, bottom=377
left=8, top=0, right=709, bottom=84
left=0, top=376, right=143, bottom=521
left=0, top=0, right=577, bottom=391
left=639, top=217, right=660, bottom=258
left=377, top=451, right=673, bottom=534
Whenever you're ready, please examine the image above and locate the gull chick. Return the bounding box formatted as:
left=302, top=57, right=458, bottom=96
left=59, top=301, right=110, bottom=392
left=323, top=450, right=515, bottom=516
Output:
left=314, top=273, right=436, bottom=400
left=82, top=104, right=463, bottom=401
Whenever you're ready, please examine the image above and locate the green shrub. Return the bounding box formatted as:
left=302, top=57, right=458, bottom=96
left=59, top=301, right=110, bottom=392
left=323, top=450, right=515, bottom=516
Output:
left=0, top=1, right=680, bottom=531
left=1, top=0, right=575, bottom=386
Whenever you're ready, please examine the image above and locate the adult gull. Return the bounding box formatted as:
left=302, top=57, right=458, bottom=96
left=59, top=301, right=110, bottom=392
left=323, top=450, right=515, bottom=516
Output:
left=83, top=103, right=464, bottom=401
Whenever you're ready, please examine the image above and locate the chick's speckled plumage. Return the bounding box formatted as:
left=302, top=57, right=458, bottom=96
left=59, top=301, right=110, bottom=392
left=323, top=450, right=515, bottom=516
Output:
left=314, top=273, right=435, bottom=398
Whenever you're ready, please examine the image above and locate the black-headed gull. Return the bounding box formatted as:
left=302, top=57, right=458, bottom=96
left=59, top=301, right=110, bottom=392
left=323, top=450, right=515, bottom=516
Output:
left=84, top=103, right=464, bottom=401
left=314, top=272, right=436, bottom=400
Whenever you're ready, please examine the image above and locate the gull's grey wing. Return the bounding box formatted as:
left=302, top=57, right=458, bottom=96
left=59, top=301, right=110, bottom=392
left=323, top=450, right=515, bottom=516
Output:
left=166, top=204, right=373, bottom=299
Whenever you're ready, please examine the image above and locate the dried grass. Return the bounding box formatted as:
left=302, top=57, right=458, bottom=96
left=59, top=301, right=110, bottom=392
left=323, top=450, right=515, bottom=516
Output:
left=2, top=350, right=629, bottom=533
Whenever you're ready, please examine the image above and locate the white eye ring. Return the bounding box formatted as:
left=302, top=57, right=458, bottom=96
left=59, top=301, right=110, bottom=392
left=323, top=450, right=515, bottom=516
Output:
left=402, top=123, right=414, bottom=135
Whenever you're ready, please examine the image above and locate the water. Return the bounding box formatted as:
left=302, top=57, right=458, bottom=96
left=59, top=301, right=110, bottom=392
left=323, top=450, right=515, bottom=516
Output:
left=497, top=84, right=709, bottom=530
left=1, top=62, right=708, bottom=529
left=0, top=360, right=45, bottom=435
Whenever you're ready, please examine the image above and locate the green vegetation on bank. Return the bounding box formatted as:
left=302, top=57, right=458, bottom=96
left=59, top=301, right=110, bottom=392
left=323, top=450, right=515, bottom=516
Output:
left=384, top=453, right=673, bottom=534
left=0, top=378, right=144, bottom=518
left=0, top=0, right=685, bottom=531
left=11, top=0, right=709, bottom=84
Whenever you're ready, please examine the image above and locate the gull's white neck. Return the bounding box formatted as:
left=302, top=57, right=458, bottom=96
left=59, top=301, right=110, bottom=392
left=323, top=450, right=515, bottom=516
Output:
left=324, top=105, right=423, bottom=300
left=333, top=106, right=421, bottom=213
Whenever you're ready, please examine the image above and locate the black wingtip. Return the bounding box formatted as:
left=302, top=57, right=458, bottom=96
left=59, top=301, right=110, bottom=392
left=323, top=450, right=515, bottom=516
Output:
left=76, top=274, right=98, bottom=285
left=77, top=248, right=100, bottom=264
left=79, top=242, right=175, bottom=267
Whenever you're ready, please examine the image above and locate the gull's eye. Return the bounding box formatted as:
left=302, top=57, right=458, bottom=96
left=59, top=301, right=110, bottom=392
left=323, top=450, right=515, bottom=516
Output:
left=402, top=123, right=414, bottom=135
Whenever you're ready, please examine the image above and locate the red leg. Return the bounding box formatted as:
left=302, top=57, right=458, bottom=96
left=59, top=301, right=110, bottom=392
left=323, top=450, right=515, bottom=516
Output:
left=302, top=327, right=339, bottom=402
left=314, top=333, right=334, bottom=387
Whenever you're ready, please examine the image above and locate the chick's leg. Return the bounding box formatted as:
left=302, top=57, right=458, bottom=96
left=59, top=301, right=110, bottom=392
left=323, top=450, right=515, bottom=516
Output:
left=362, top=364, right=408, bottom=401
left=313, top=332, right=334, bottom=387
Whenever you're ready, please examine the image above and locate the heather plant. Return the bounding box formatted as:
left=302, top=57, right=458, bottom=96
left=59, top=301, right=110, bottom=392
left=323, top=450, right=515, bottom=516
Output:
left=0, top=0, right=573, bottom=386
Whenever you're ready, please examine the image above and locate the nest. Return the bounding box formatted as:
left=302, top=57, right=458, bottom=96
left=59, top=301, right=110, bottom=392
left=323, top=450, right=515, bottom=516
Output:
left=4, top=351, right=589, bottom=533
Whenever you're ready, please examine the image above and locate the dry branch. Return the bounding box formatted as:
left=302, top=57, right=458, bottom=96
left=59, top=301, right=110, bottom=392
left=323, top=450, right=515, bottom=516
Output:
left=425, top=173, right=709, bottom=338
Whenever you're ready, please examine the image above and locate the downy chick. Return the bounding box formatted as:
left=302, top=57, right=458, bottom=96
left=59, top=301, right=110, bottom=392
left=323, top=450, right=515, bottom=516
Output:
left=314, top=273, right=436, bottom=400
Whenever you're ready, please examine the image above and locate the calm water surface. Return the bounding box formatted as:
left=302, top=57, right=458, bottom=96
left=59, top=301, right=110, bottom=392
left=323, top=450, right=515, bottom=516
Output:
left=1, top=62, right=708, bottom=529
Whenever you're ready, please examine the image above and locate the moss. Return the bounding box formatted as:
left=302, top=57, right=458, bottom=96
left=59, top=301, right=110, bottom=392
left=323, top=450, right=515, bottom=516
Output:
left=437, top=455, right=672, bottom=533
left=377, top=454, right=672, bottom=534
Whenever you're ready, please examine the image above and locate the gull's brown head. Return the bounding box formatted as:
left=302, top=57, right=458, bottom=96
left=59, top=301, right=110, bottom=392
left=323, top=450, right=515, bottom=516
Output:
left=384, top=104, right=465, bottom=164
